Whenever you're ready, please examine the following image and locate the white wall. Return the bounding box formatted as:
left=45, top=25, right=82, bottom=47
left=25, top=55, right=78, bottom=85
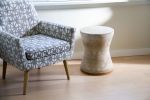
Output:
left=37, top=4, right=150, bottom=59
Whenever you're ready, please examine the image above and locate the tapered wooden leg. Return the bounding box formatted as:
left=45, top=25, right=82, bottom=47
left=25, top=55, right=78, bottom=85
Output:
left=2, top=60, right=7, bottom=80
left=23, top=71, right=29, bottom=95
left=63, top=60, right=70, bottom=80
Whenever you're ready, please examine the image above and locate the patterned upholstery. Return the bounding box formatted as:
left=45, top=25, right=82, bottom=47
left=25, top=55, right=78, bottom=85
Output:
left=0, top=0, right=75, bottom=71
left=21, top=35, right=70, bottom=60
left=24, top=21, right=75, bottom=50
left=0, top=0, right=39, bottom=37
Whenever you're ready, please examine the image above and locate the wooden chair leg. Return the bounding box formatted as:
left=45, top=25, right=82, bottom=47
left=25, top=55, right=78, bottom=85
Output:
left=23, top=71, right=29, bottom=95
left=2, top=60, right=7, bottom=80
left=63, top=60, right=70, bottom=80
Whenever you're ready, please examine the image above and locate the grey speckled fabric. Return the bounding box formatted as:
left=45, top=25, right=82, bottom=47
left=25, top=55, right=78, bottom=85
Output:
left=0, top=0, right=75, bottom=71
left=21, top=35, right=71, bottom=60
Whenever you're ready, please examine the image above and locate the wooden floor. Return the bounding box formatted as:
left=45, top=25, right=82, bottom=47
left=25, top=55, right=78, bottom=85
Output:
left=0, top=55, right=150, bottom=100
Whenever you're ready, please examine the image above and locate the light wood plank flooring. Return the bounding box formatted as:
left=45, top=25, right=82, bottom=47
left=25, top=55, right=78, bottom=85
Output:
left=0, top=55, right=150, bottom=100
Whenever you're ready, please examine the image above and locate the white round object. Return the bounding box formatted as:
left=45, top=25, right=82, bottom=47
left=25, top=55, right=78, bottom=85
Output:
left=81, top=26, right=114, bottom=35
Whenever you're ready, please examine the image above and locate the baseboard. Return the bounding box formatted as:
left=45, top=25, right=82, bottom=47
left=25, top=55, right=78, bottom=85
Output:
left=111, top=48, right=150, bottom=57
left=73, top=48, right=150, bottom=59
left=72, top=52, right=83, bottom=60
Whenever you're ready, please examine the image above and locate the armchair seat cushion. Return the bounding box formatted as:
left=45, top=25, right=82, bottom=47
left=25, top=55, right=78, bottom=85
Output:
left=21, top=34, right=70, bottom=60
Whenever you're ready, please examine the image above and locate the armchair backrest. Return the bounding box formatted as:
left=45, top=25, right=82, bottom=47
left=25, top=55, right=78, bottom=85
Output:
left=0, top=0, right=39, bottom=37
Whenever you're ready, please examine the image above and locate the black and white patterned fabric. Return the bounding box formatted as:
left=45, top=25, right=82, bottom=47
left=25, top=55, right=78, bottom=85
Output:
left=0, top=0, right=39, bottom=37
left=0, top=0, right=75, bottom=71
left=21, top=35, right=70, bottom=60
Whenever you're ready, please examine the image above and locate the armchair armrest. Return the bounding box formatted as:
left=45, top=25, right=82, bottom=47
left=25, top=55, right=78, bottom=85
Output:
left=37, top=21, right=76, bottom=46
left=0, top=31, right=26, bottom=68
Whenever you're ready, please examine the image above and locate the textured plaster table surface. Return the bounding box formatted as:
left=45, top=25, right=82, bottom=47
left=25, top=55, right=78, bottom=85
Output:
left=80, top=26, right=114, bottom=75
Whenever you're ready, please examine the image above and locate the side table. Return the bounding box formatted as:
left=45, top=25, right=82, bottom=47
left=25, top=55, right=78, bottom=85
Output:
left=80, top=26, right=114, bottom=74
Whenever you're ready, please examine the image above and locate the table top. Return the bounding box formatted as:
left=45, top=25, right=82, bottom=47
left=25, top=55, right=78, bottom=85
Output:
left=80, top=26, right=114, bottom=35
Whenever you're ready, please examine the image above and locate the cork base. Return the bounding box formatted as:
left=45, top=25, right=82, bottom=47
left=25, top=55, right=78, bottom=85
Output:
left=80, top=67, right=113, bottom=75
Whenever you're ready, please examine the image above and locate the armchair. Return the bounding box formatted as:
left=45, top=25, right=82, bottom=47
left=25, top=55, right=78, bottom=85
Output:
left=0, top=0, right=75, bottom=95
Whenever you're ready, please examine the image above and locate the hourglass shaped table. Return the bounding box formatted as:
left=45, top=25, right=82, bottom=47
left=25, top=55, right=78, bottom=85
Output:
left=80, top=26, right=114, bottom=74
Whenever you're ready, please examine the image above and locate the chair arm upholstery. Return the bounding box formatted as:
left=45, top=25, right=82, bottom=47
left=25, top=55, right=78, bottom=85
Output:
left=37, top=21, right=76, bottom=47
left=0, top=31, right=26, bottom=68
